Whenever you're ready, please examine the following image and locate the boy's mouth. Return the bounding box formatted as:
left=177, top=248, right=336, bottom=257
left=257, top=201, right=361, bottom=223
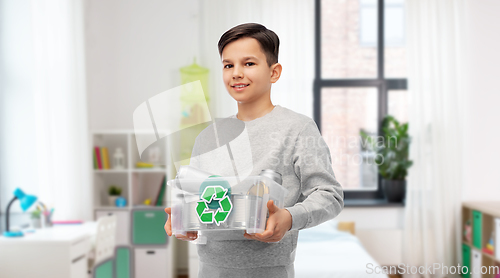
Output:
left=231, top=84, right=249, bottom=91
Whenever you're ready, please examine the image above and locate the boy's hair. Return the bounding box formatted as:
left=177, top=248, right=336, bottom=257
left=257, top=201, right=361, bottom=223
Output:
left=218, top=23, right=280, bottom=67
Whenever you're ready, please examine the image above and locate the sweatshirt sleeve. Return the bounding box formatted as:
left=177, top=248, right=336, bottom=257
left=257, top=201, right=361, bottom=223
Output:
left=285, top=120, right=344, bottom=230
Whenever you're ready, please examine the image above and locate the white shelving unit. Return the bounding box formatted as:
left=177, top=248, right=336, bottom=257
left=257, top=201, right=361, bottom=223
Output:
left=91, top=130, right=175, bottom=278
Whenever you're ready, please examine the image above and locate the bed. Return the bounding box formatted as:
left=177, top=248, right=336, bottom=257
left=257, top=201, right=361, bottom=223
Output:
left=294, top=220, right=389, bottom=278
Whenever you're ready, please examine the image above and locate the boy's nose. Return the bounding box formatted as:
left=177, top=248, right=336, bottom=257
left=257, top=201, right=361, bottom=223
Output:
left=232, top=67, right=243, bottom=79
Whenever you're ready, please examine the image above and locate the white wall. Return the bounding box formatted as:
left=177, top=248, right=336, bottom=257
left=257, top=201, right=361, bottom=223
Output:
left=462, top=0, right=500, bottom=201
left=85, top=0, right=200, bottom=130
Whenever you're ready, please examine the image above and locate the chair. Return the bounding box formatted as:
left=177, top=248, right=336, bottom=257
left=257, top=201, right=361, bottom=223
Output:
left=89, top=215, right=117, bottom=278
left=114, top=246, right=132, bottom=278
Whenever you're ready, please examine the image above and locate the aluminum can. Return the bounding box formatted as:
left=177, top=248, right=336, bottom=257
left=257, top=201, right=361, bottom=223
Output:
left=259, top=169, right=282, bottom=185
left=183, top=200, right=204, bottom=231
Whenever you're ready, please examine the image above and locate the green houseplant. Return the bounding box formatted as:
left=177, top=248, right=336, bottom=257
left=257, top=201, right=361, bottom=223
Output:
left=30, top=210, right=42, bottom=229
left=108, top=185, right=122, bottom=206
left=360, top=115, right=413, bottom=202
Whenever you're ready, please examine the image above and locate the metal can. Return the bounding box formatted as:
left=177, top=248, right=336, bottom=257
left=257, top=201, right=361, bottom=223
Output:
left=259, top=169, right=282, bottom=185
left=183, top=200, right=204, bottom=231
left=229, top=194, right=250, bottom=229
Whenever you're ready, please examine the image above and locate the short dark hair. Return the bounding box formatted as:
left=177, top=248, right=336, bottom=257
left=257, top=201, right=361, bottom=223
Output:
left=218, top=23, right=280, bottom=67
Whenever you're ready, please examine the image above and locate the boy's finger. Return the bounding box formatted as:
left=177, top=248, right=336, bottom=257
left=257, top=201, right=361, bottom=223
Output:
left=244, top=233, right=257, bottom=240
left=186, top=232, right=198, bottom=239
left=257, top=219, right=277, bottom=239
left=164, top=207, right=173, bottom=236
left=267, top=200, right=279, bottom=214
left=164, top=218, right=172, bottom=236
left=175, top=233, right=197, bottom=241
left=245, top=232, right=272, bottom=243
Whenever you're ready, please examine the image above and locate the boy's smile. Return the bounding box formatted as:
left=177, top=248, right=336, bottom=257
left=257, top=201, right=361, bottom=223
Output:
left=221, top=37, right=281, bottom=105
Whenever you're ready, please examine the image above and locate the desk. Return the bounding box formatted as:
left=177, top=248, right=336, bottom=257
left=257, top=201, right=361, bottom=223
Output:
left=0, top=223, right=96, bottom=278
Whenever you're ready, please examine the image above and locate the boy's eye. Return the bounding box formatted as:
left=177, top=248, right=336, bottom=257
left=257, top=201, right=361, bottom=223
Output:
left=224, top=64, right=233, bottom=69
left=246, top=62, right=255, bottom=66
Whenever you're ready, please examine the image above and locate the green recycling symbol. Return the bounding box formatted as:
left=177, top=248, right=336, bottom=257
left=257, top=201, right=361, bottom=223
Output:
left=196, top=185, right=233, bottom=225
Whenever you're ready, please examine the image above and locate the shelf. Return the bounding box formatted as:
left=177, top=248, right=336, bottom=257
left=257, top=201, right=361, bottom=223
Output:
left=94, top=206, right=131, bottom=211
left=93, top=169, right=167, bottom=173
left=92, top=130, right=171, bottom=211
left=131, top=168, right=168, bottom=173
left=94, top=169, right=128, bottom=173
left=483, top=250, right=497, bottom=263
left=462, top=202, right=500, bottom=275
left=463, top=202, right=500, bottom=218
left=464, top=243, right=499, bottom=262
left=91, top=129, right=176, bottom=277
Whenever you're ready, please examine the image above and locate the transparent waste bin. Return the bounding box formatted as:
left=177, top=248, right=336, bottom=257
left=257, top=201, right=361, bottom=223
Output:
left=168, top=175, right=288, bottom=243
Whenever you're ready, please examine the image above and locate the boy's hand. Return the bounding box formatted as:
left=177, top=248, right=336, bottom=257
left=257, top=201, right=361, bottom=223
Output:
left=164, top=207, right=198, bottom=241
left=243, top=200, right=292, bottom=243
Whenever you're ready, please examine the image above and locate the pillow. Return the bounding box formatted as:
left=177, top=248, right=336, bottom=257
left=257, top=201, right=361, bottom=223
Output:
left=297, top=219, right=359, bottom=243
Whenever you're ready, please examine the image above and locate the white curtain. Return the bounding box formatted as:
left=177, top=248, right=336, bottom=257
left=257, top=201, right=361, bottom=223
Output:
left=0, top=0, right=90, bottom=221
left=199, top=0, right=315, bottom=119
left=403, top=1, right=466, bottom=277
left=0, top=0, right=38, bottom=217
left=31, top=0, right=91, bottom=221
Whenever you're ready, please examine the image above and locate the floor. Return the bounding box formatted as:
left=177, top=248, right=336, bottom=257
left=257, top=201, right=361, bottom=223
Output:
left=181, top=273, right=402, bottom=278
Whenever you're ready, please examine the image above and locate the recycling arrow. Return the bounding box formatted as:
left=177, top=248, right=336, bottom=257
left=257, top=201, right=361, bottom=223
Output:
left=196, top=185, right=233, bottom=226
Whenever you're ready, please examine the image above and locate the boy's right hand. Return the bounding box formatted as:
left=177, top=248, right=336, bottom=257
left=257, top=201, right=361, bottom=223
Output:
left=164, top=207, right=198, bottom=241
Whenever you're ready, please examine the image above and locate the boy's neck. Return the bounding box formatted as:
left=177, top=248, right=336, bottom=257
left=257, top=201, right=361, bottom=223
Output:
left=236, top=98, right=275, bottom=122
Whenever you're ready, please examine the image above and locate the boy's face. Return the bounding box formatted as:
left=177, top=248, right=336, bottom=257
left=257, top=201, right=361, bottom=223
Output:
left=221, top=37, right=281, bottom=104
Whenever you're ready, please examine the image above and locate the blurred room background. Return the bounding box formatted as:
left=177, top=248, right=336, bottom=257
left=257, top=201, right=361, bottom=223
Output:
left=1, top=0, right=499, bottom=277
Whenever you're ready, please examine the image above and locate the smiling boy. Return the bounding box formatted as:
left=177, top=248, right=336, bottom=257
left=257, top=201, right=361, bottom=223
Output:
left=165, top=23, right=344, bottom=278
left=221, top=35, right=279, bottom=121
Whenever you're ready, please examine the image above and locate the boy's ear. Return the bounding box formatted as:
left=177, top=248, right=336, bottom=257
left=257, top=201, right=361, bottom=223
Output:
left=270, top=63, right=282, bottom=84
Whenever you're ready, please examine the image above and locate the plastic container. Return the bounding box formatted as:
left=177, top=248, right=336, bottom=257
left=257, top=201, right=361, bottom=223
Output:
left=168, top=175, right=288, bottom=238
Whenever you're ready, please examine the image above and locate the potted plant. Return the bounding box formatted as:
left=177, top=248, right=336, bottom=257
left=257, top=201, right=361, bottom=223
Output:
left=30, top=210, right=42, bottom=229
left=360, top=115, right=413, bottom=202
left=108, top=185, right=122, bottom=206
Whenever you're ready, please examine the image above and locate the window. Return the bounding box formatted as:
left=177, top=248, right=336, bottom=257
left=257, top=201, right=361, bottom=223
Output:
left=314, top=0, right=408, bottom=200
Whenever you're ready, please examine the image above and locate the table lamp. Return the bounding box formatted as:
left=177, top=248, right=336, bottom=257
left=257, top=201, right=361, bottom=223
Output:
left=3, top=188, right=37, bottom=237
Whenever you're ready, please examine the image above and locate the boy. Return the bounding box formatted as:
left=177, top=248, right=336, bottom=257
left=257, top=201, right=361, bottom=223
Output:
left=165, top=23, right=344, bottom=278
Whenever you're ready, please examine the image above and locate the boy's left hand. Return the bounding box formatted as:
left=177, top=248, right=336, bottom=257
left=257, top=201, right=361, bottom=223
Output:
left=244, top=200, right=292, bottom=243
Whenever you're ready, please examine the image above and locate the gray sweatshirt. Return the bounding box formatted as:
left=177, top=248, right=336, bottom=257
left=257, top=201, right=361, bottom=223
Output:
left=189, top=105, right=344, bottom=270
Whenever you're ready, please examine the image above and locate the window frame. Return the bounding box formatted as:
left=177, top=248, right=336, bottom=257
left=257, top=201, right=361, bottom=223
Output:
left=313, top=0, right=407, bottom=200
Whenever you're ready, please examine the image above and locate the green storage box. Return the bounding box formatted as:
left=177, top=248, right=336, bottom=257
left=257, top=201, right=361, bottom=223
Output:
left=115, top=247, right=131, bottom=278
left=94, top=259, right=114, bottom=278
left=472, top=210, right=482, bottom=249
left=462, top=244, right=470, bottom=277
left=132, top=209, right=167, bottom=245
